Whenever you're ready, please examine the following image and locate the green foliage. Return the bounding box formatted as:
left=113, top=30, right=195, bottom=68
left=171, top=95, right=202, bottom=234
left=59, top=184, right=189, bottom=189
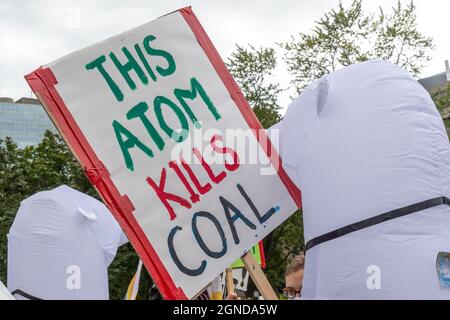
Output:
left=226, top=45, right=282, bottom=128
left=0, top=0, right=437, bottom=300
left=280, top=0, right=434, bottom=92
left=0, top=131, right=139, bottom=299
left=431, top=83, right=450, bottom=134
left=108, top=243, right=153, bottom=300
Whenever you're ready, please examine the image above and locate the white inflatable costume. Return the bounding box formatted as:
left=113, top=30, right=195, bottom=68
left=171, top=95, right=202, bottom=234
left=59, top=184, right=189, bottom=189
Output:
left=0, top=280, right=14, bottom=300
left=7, top=185, right=127, bottom=299
left=279, top=60, right=450, bottom=299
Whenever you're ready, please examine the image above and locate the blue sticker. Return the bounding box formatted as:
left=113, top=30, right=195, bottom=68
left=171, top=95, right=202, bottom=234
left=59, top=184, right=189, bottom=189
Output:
left=436, top=252, right=450, bottom=288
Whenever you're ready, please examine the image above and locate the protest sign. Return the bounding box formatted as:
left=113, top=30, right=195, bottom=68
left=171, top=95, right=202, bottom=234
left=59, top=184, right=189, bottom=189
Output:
left=26, top=7, right=301, bottom=299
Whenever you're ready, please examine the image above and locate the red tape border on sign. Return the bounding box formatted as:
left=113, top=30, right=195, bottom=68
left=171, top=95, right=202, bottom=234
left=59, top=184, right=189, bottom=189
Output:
left=25, top=6, right=302, bottom=300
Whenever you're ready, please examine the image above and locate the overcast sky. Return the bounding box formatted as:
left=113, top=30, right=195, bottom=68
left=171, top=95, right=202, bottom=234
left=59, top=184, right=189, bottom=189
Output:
left=1, top=0, right=449, bottom=112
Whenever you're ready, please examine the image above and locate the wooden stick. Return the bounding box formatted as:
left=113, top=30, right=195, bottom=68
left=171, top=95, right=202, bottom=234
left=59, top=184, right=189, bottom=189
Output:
left=225, top=267, right=234, bottom=296
left=241, top=251, right=278, bottom=300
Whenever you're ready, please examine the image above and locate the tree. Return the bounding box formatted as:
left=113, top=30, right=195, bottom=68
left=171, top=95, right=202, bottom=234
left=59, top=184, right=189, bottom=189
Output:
left=227, top=45, right=304, bottom=294
left=263, top=211, right=304, bottom=292
left=281, top=0, right=434, bottom=92
left=226, top=45, right=282, bottom=128
left=0, top=138, right=26, bottom=286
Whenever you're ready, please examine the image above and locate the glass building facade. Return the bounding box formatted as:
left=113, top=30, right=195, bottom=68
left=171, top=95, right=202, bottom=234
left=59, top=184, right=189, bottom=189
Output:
left=0, top=98, right=56, bottom=148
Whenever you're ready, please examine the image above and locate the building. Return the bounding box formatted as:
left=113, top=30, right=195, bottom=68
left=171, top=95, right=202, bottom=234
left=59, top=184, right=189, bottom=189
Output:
left=418, top=60, right=450, bottom=92
left=0, top=97, right=55, bottom=148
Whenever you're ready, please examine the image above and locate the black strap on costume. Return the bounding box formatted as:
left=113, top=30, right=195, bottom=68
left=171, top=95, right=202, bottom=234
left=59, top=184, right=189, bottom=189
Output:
left=11, top=289, right=42, bottom=300
left=305, top=196, right=450, bottom=252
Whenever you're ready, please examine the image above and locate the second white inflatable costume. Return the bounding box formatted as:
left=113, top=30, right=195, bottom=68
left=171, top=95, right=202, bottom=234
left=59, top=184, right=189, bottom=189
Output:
left=279, top=60, right=450, bottom=299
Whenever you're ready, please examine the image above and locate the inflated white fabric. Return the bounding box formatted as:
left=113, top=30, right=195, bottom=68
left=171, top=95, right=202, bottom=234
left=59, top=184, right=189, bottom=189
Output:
left=7, top=185, right=127, bottom=300
left=279, top=60, right=450, bottom=299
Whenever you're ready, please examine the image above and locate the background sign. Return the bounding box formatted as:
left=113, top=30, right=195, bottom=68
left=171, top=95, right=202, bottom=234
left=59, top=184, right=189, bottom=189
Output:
left=26, top=7, right=301, bottom=299
left=230, top=241, right=265, bottom=269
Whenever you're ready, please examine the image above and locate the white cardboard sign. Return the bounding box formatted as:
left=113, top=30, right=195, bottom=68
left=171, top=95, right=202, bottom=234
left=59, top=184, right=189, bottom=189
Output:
left=26, top=7, right=300, bottom=299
